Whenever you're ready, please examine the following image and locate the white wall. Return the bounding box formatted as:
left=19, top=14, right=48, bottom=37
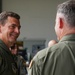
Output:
left=2, top=0, right=67, bottom=46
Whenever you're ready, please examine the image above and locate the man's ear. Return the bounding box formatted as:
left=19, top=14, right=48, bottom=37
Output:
left=59, top=18, right=63, bottom=28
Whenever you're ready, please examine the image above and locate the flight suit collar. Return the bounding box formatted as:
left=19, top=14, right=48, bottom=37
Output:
left=59, top=34, right=75, bottom=42
left=0, top=39, right=12, bottom=55
left=0, top=39, right=18, bottom=74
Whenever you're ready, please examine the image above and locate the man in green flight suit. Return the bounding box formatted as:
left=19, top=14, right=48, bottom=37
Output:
left=28, top=0, right=75, bottom=75
left=0, top=11, right=21, bottom=75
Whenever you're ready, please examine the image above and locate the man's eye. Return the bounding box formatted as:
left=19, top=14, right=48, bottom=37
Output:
left=9, top=25, right=21, bottom=30
left=18, top=26, right=21, bottom=29
left=9, top=25, right=15, bottom=29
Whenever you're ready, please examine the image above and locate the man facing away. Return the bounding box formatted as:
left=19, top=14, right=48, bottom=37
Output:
left=28, top=0, right=75, bottom=75
left=0, top=11, right=21, bottom=75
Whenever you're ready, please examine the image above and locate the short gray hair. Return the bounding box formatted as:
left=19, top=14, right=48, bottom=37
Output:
left=57, top=0, right=75, bottom=27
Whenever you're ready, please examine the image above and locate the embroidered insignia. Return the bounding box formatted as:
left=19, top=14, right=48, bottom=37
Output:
left=29, top=60, right=33, bottom=69
left=12, top=63, right=17, bottom=74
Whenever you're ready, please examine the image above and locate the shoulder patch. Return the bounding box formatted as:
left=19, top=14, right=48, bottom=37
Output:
left=29, top=60, right=33, bottom=69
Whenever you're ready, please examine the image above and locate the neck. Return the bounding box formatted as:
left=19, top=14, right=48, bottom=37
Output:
left=60, top=27, right=75, bottom=40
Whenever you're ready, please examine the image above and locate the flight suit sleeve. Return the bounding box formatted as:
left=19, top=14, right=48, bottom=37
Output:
left=0, top=55, right=2, bottom=66
left=0, top=55, right=3, bottom=74
left=28, top=60, right=40, bottom=75
left=28, top=48, right=48, bottom=75
left=28, top=54, right=40, bottom=75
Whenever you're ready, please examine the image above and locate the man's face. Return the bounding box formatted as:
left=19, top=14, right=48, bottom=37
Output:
left=0, top=16, right=21, bottom=46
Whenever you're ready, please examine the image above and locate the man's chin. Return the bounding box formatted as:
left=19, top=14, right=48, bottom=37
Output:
left=10, top=39, right=16, bottom=44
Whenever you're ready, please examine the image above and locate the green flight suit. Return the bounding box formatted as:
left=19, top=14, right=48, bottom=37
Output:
left=0, top=39, right=18, bottom=75
left=28, top=34, right=75, bottom=75
left=14, top=55, right=27, bottom=75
